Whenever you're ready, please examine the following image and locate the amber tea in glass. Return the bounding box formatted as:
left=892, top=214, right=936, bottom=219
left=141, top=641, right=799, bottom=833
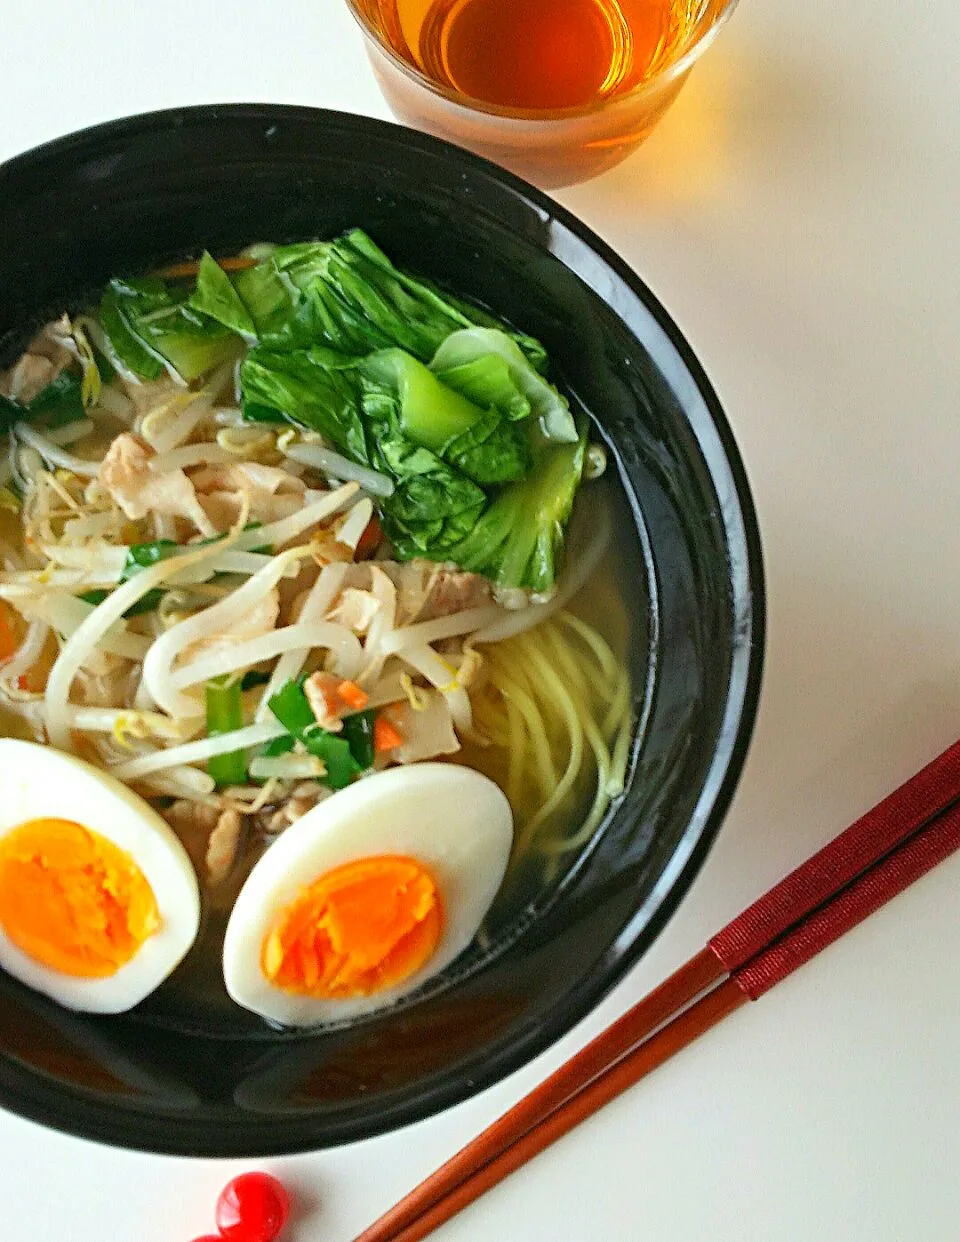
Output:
left=346, top=0, right=739, bottom=187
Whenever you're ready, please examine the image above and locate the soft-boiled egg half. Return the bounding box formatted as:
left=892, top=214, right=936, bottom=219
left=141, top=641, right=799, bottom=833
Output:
left=223, top=764, right=513, bottom=1026
left=0, top=738, right=200, bottom=1013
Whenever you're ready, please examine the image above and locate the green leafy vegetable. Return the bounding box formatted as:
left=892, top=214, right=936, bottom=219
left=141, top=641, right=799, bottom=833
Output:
left=240, top=346, right=489, bottom=553
left=431, top=328, right=577, bottom=444
left=84, top=229, right=587, bottom=592
left=241, top=346, right=369, bottom=461
left=359, top=349, right=531, bottom=485
left=271, top=231, right=478, bottom=359
left=188, top=252, right=258, bottom=340
left=360, top=349, right=484, bottom=450
left=231, top=229, right=546, bottom=367
left=241, top=400, right=287, bottom=425
left=373, top=431, right=487, bottom=557
left=100, top=280, right=166, bottom=380
left=205, top=676, right=247, bottom=787
left=439, top=407, right=531, bottom=486
left=432, top=355, right=531, bottom=422
left=100, top=277, right=239, bottom=382
left=438, top=286, right=550, bottom=376
left=231, top=257, right=306, bottom=344
left=446, top=422, right=588, bottom=591
left=267, top=678, right=362, bottom=790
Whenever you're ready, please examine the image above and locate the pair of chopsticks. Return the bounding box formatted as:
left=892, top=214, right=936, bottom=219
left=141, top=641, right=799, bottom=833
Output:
left=355, top=737, right=960, bottom=1242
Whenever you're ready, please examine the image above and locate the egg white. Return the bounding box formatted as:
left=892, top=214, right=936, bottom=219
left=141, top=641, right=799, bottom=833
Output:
left=0, top=738, right=200, bottom=1014
left=223, top=763, right=514, bottom=1026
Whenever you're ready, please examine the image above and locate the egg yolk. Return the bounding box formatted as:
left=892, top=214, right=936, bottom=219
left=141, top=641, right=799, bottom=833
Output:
left=261, top=855, right=444, bottom=998
left=0, top=818, right=161, bottom=978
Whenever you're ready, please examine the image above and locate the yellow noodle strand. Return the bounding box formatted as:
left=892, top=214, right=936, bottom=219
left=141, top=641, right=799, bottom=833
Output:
left=559, top=611, right=621, bottom=683
left=520, top=646, right=585, bottom=836
left=504, top=693, right=526, bottom=812
left=543, top=703, right=614, bottom=854
left=602, top=673, right=631, bottom=741
left=500, top=676, right=557, bottom=803
left=469, top=610, right=633, bottom=864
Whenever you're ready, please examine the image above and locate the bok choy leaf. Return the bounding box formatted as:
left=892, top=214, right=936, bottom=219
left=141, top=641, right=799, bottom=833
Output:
left=240, top=346, right=370, bottom=463
left=431, top=354, right=531, bottom=422
left=99, top=277, right=240, bottom=382
left=188, top=252, right=257, bottom=340
left=229, top=228, right=549, bottom=367
left=430, top=327, right=577, bottom=444
left=359, top=349, right=531, bottom=484
left=239, top=344, right=489, bottom=557
left=445, top=421, right=588, bottom=592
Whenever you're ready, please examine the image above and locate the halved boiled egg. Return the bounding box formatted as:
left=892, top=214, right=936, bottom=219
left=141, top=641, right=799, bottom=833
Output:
left=0, top=738, right=200, bottom=1013
left=223, top=764, right=513, bottom=1026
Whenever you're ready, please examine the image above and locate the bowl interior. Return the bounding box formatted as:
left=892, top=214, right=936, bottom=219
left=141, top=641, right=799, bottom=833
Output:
left=0, top=105, right=763, bottom=1155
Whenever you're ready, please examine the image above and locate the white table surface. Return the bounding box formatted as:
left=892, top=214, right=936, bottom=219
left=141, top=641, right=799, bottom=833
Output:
left=3, top=1, right=960, bottom=1238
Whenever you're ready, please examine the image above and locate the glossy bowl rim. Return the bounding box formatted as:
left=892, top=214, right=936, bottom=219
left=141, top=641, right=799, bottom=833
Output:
left=0, top=103, right=765, bottom=1156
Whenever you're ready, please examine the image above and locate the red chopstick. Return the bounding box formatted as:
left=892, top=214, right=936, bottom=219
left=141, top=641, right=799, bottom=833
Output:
left=355, top=737, right=960, bottom=1242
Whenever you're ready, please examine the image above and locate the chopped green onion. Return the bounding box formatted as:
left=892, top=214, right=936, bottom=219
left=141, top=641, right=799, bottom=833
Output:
left=261, top=733, right=295, bottom=758
left=78, top=587, right=164, bottom=619
left=78, top=541, right=181, bottom=619
left=267, top=677, right=316, bottom=734
left=249, top=732, right=296, bottom=784
left=205, top=676, right=247, bottom=787
left=303, top=728, right=362, bottom=790
left=342, top=710, right=376, bottom=770
left=78, top=528, right=274, bottom=622
left=240, top=669, right=273, bottom=691
left=30, top=372, right=86, bottom=427
left=267, top=678, right=362, bottom=790
left=0, top=371, right=85, bottom=434
left=123, top=539, right=179, bottom=576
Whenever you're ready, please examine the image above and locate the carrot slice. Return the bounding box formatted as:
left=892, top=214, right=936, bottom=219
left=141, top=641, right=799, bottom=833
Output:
left=0, top=603, right=17, bottom=663
left=374, top=713, right=404, bottom=753
left=155, top=255, right=259, bottom=280
left=337, top=680, right=369, bottom=712
left=355, top=514, right=383, bottom=561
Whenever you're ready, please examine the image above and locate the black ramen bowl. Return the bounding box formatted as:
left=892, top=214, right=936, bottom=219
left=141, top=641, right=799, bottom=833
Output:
left=0, top=105, right=764, bottom=1156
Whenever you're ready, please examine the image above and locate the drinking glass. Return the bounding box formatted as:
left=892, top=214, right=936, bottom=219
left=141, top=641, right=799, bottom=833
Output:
left=344, top=0, right=740, bottom=189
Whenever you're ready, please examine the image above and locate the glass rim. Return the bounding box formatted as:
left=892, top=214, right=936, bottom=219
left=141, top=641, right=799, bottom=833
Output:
left=343, top=0, right=740, bottom=123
